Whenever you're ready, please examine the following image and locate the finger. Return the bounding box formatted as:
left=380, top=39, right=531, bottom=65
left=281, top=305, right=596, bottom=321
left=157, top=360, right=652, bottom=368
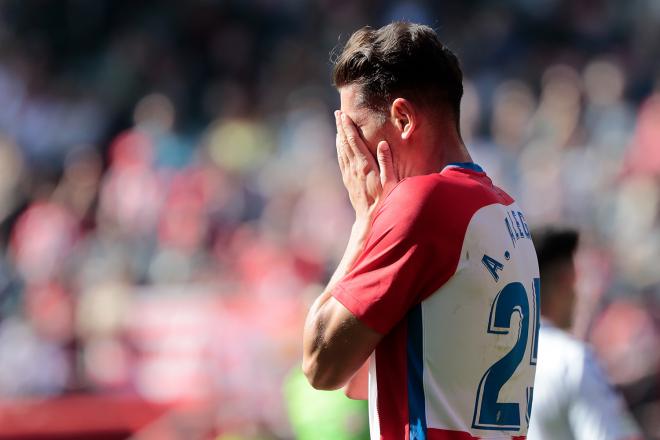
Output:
left=377, top=141, right=398, bottom=187
left=336, top=132, right=347, bottom=172
left=334, top=112, right=349, bottom=171
left=340, top=113, right=371, bottom=162
left=335, top=111, right=354, bottom=160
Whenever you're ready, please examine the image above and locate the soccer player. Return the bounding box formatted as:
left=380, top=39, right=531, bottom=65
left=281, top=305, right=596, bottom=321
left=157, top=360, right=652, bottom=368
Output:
left=527, top=227, right=642, bottom=440
left=303, top=22, right=539, bottom=439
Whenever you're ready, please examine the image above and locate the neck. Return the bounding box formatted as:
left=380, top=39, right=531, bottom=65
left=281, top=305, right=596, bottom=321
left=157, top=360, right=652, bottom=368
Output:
left=396, top=128, right=472, bottom=179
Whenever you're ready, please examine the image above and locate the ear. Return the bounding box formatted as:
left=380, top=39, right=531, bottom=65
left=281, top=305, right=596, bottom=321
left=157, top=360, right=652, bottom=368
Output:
left=390, top=98, right=416, bottom=140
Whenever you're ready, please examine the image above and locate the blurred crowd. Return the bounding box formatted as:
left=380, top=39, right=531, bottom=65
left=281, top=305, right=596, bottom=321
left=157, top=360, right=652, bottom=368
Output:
left=0, top=0, right=658, bottom=438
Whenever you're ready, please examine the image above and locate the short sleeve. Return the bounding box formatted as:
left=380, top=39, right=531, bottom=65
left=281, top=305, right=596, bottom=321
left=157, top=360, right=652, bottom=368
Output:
left=331, top=180, right=459, bottom=335
left=567, top=348, right=641, bottom=440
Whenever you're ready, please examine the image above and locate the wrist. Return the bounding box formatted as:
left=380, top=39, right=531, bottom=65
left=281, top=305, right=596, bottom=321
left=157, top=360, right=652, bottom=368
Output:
left=351, top=217, right=372, bottom=243
left=325, top=218, right=372, bottom=290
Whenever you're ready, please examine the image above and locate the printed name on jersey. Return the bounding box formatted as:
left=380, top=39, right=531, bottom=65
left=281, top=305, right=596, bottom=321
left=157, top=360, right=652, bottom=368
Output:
left=482, top=254, right=504, bottom=281
left=504, top=209, right=531, bottom=247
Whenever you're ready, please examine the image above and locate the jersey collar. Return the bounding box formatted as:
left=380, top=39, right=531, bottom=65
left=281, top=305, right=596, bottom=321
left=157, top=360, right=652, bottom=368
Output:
left=442, top=162, right=484, bottom=173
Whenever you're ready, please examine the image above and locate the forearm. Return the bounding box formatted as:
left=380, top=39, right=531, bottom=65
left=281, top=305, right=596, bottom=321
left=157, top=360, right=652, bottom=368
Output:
left=326, top=219, right=371, bottom=291
left=302, top=220, right=371, bottom=388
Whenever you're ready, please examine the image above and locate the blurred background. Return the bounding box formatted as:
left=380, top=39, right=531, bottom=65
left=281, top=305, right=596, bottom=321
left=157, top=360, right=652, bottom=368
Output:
left=0, top=0, right=657, bottom=438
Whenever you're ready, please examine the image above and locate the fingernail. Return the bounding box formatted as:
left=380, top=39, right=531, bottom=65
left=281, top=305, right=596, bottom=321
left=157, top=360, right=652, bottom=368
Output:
left=340, top=113, right=346, bottom=121
left=334, top=110, right=340, bottom=118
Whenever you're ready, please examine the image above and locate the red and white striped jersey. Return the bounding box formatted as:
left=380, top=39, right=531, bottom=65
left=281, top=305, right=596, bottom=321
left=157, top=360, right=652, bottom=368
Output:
left=333, top=163, right=539, bottom=439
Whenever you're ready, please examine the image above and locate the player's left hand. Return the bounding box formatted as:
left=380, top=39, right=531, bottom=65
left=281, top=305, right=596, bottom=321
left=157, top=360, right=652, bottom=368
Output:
left=335, top=111, right=398, bottom=227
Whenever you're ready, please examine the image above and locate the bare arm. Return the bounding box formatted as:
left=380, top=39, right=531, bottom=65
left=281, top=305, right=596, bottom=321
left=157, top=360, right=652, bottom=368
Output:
left=302, top=111, right=398, bottom=391
left=302, top=288, right=381, bottom=390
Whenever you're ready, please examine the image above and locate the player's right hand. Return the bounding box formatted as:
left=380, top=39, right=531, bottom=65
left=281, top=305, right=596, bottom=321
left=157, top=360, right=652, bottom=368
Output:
left=335, top=111, right=398, bottom=225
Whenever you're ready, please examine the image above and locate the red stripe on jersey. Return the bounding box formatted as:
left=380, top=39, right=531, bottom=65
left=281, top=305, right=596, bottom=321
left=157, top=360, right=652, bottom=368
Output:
left=376, top=317, right=409, bottom=439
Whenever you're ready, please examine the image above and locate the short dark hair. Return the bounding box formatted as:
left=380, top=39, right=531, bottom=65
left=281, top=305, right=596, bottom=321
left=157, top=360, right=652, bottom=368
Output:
left=531, top=227, right=579, bottom=275
left=332, top=21, right=463, bottom=123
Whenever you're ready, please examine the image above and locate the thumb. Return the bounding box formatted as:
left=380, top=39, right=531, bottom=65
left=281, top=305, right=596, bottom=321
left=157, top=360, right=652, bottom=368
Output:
left=377, top=141, right=397, bottom=187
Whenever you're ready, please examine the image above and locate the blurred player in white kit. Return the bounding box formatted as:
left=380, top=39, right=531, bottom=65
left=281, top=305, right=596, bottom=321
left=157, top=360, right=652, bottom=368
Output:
left=528, top=227, right=642, bottom=440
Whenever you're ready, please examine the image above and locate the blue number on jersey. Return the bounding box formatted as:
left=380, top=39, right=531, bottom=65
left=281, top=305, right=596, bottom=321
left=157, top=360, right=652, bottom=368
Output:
left=530, top=277, right=541, bottom=365
left=472, top=279, right=540, bottom=431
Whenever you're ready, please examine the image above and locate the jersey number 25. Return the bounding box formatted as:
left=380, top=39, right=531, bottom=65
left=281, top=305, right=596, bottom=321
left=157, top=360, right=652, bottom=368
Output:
left=472, top=278, right=540, bottom=431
